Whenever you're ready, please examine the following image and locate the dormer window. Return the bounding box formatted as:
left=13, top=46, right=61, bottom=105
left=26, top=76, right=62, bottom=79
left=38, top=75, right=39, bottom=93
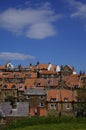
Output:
left=12, top=85, right=16, bottom=89
left=25, top=74, right=32, bottom=78
left=50, top=98, right=57, bottom=102
left=14, top=75, right=19, bottom=78
left=64, top=98, right=68, bottom=102
left=3, top=73, right=8, bottom=76
left=6, top=62, right=14, bottom=70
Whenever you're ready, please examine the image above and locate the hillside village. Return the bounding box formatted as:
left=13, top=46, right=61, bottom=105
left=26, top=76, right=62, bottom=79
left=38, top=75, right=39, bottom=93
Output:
left=0, top=61, right=86, bottom=123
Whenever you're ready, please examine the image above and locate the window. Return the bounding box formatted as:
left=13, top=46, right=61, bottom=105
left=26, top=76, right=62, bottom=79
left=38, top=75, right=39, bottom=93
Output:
left=25, top=86, right=27, bottom=90
left=40, top=102, right=44, bottom=107
left=41, top=75, right=45, bottom=78
left=51, top=75, right=54, bottom=78
left=14, top=75, right=19, bottom=78
left=64, top=98, right=70, bottom=109
left=19, top=92, right=23, bottom=96
left=3, top=85, right=7, bottom=89
left=4, top=92, right=7, bottom=96
left=26, top=95, right=31, bottom=99
left=50, top=103, right=56, bottom=109
left=13, top=91, right=16, bottom=96
left=66, top=103, right=70, bottom=109
left=12, top=85, right=16, bottom=89
left=50, top=98, right=57, bottom=102
left=40, top=95, right=44, bottom=100
left=64, top=98, right=68, bottom=102
left=48, top=80, right=53, bottom=85
left=25, top=74, right=32, bottom=78
left=38, top=82, right=41, bottom=86
left=3, top=73, right=8, bottom=76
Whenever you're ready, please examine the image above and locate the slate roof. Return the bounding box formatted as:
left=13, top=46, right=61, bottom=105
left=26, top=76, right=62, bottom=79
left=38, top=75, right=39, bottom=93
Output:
left=0, top=109, right=5, bottom=118
left=9, top=102, right=29, bottom=117
left=0, top=102, right=29, bottom=117
left=24, top=88, right=46, bottom=95
left=0, top=102, right=12, bottom=116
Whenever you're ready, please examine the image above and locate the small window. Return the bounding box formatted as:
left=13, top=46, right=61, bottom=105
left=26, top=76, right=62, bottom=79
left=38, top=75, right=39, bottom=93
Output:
left=26, top=95, right=31, bottom=99
left=40, top=95, right=44, bottom=99
left=3, top=85, right=7, bottom=89
left=14, top=75, right=19, bottom=78
left=41, top=75, right=44, bottom=78
left=40, top=102, right=44, bottom=107
left=4, top=92, right=7, bottom=96
left=51, top=75, right=54, bottom=78
left=38, top=82, right=41, bottom=86
left=64, top=98, right=68, bottom=102
left=50, top=103, right=56, bottom=109
left=48, top=80, right=52, bottom=84
left=19, top=92, right=23, bottom=96
left=3, top=73, right=8, bottom=76
left=12, top=85, right=16, bottom=89
left=13, top=91, right=15, bottom=96
left=50, top=98, right=57, bottom=102
left=25, top=86, right=27, bottom=90
left=66, top=103, right=70, bottom=109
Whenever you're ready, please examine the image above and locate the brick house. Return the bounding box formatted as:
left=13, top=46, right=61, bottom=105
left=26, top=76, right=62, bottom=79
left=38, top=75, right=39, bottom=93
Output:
left=24, top=88, right=47, bottom=116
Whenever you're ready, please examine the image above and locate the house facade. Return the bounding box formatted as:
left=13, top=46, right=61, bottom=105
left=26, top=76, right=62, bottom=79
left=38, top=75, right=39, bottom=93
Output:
left=24, top=88, right=47, bottom=116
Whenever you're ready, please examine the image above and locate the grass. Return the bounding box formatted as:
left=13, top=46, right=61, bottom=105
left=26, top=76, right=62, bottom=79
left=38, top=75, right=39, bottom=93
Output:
left=2, top=116, right=86, bottom=130
left=14, top=123, right=86, bottom=130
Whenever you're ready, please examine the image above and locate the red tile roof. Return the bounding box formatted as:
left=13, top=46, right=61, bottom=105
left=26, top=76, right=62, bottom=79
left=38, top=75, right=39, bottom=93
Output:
left=47, top=89, right=77, bottom=102
left=36, top=64, right=49, bottom=70
left=25, top=78, right=58, bottom=88
left=39, top=70, right=57, bottom=75
left=2, top=83, right=18, bottom=89
left=0, top=66, right=6, bottom=70
left=63, top=74, right=80, bottom=88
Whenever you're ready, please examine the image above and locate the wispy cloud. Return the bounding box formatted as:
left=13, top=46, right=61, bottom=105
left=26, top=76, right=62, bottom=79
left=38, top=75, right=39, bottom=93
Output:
left=0, top=2, right=62, bottom=39
left=66, top=0, right=86, bottom=18
left=0, top=52, right=35, bottom=60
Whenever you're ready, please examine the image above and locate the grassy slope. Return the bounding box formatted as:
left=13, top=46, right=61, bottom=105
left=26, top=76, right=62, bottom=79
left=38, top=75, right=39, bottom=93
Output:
left=12, top=123, right=86, bottom=130
left=3, top=116, right=86, bottom=130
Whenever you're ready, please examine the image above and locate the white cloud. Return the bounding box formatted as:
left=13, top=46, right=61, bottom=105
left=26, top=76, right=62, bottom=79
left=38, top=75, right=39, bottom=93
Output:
left=0, top=52, right=35, bottom=60
left=65, top=0, right=86, bottom=19
left=0, top=2, right=62, bottom=39
left=26, top=23, right=56, bottom=39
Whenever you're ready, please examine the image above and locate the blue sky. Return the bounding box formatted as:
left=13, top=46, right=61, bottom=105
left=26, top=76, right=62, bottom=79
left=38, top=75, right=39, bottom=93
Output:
left=0, top=0, right=86, bottom=73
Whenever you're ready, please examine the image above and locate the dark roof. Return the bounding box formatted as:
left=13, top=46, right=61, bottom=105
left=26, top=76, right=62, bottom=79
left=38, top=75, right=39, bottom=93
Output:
left=0, top=102, right=29, bottom=117
left=0, top=109, right=5, bottom=118
left=24, top=88, right=46, bottom=95
left=0, top=102, right=12, bottom=116
left=9, top=102, right=29, bottom=117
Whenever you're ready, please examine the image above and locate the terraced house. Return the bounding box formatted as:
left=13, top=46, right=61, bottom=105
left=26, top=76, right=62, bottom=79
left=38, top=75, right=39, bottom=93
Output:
left=0, top=61, right=86, bottom=123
